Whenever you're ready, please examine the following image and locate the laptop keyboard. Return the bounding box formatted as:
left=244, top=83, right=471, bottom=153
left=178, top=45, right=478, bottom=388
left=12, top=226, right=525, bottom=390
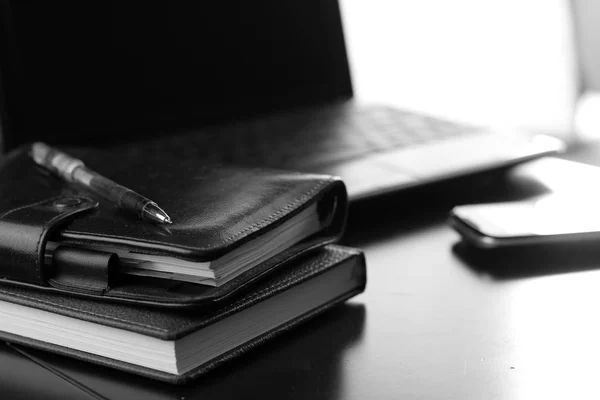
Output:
left=115, top=103, right=482, bottom=170
left=214, top=103, right=482, bottom=168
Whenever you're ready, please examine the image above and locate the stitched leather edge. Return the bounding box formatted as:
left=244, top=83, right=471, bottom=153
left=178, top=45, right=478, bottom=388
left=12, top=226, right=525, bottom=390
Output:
left=60, top=177, right=340, bottom=254
left=0, top=246, right=364, bottom=336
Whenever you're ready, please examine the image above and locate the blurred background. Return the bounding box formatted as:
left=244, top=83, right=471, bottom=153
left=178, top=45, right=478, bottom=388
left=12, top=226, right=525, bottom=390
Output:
left=340, top=0, right=587, bottom=142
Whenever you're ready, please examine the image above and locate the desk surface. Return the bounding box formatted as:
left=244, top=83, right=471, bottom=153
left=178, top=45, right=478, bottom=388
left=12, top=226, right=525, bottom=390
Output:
left=4, top=145, right=600, bottom=399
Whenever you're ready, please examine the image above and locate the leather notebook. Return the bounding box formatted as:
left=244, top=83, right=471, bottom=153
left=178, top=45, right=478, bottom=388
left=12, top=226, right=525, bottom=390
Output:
left=0, top=245, right=367, bottom=384
left=0, top=144, right=347, bottom=307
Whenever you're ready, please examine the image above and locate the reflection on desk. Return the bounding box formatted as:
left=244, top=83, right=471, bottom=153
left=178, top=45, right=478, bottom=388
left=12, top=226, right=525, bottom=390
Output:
left=0, top=343, right=98, bottom=399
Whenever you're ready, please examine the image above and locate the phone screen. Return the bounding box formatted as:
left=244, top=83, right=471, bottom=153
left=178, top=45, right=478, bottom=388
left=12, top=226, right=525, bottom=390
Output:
left=452, top=194, right=600, bottom=238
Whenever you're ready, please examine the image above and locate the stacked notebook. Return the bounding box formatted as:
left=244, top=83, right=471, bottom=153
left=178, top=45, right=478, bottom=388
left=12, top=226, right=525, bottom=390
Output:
left=0, top=144, right=366, bottom=384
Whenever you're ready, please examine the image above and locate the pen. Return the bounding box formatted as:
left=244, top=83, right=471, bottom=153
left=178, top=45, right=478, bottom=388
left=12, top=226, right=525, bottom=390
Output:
left=30, top=142, right=172, bottom=224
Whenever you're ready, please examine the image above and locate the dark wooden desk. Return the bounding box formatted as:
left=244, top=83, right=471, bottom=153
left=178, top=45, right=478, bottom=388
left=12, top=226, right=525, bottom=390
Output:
left=4, top=145, right=600, bottom=399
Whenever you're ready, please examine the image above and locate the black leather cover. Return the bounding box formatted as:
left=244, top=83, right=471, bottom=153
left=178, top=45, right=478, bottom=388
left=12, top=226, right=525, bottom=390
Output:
left=0, top=245, right=367, bottom=384
left=0, top=144, right=348, bottom=307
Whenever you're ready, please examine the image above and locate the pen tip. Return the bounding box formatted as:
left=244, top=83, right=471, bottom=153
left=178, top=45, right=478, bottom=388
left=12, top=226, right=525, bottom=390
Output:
left=142, top=203, right=173, bottom=224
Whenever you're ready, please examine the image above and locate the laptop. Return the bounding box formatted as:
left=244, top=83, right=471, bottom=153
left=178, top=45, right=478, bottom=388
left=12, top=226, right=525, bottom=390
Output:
left=0, top=1, right=564, bottom=200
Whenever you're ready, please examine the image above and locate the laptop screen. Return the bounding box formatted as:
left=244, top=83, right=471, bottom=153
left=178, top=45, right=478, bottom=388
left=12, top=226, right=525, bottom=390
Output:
left=0, top=1, right=352, bottom=150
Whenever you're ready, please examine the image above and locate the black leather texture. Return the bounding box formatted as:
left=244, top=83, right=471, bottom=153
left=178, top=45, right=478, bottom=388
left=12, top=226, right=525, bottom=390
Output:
left=0, top=245, right=367, bottom=384
left=48, top=246, right=119, bottom=295
left=0, top=144, right=348, bottom=307
left=0, top=196, right=99, bottom=285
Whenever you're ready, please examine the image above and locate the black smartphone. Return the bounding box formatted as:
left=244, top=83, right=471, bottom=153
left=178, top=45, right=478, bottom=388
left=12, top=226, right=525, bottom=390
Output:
left=449, top=193, right=600, bottom=248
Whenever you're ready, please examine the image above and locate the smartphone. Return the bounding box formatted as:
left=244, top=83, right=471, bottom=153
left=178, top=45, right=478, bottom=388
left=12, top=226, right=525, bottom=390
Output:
left=449, top=193, right=600, bottom=248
